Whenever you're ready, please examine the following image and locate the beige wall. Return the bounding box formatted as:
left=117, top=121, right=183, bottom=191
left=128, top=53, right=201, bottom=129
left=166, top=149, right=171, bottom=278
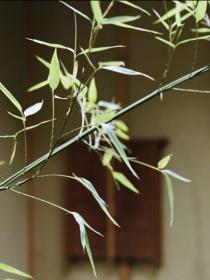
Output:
left=1, top=1, right=210, bottom=280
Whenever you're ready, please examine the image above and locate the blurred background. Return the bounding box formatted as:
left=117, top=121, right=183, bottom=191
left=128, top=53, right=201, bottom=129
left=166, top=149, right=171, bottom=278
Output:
left=0, top=1, right=210, bottom=279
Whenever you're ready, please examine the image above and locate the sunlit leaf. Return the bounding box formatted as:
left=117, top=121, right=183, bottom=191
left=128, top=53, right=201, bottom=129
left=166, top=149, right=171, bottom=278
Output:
left=113, top=171, right=139, bottom=193
left=60, top=1, right=91, bottom=22
left=154, top=5, right=183, bottom=24
left=98, top=61, right=125, bottom=68
left=28, top=80, right=48, bottom=92
left=153, top=9, right=169, bottom=31
left=93, top=111, right=116, bottom=125
left=177, top=35, right=210, bottom=46
left=78, top=45, right=124, bottom=55
left=48, top=49, right=60, bottom=91
left=98, top=100, right=121, bottom=110
left=113, top=22, right=161, bottom=34
left=115, top=128, right=130, bottom=140
left=119, top=0, right=151, bottom=16
left=195, top=0, right=207, bottom=22
left=115, top=120, right=129, bottom=132
left=102, top=15, right=140, bottom=25
left=26, top=38, right=74, bottom=53
left=163, top=169, right=191, bottom=183
left=102, top=124, right=138, bottom=178
left=158, top=154, right=173, bottom=169
left=163, top=173, right=174, bottom=227
left=88, top=78, right=97, bottom=104
left=0, top=83, right=22, bottom=113
left=36, top=56, right=50, bottom=68
left=90, top=0, right=103, bottom=24
left=7, top=112, right=24, bottom=121
left=102, top=65, right=154, bottom=80
left=0, top=263, right=32, bottom=279
left=102, top=149, right=114, bottom=167
left=155, top=36, right=175, bottom=48
left=24, top=100, right=43, bottom=117
left=85, top=231, right=97, bottom=277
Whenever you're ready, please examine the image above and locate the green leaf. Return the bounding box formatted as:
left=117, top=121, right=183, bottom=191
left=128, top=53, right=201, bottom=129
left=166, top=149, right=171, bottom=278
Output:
left=115, top=120, right=129, bottom=132
left=163, top=169, right=191, bottom=183
left=196, top=27, right=210, bottom=33
left=90, top=0, right=103, bottom=24
left=7, top=111, right=24, bottom=121
left=0, top=83, right=22, bottom=113
left=113, top=22, right=161, bottom=35
left=102, top=149, right=114, bottom=167
left=36, top=56, right=50, bottom=68
left=177, top=35, right=210, bottom=46
left=153, top=9, right=169, bottom=31
left=102, top=15, right=140, bottom=25
left=115, top=129, right=130, bottom=140
left=85, top=231, right=97, bottom=278
left=158, top=154, right=173, bottom=169
left=93, top=111, right=116, bottom=125
left=26, top=38, right=74, bottom=53
left=9, top=139, right=17, bottom=165
left=98, top=61, right=125, bottom=68
left=195, top=0, right=207, bottom=22
left=102, top=65, right=154, bottom=80
left=48, top=49, right=60, bottom=91
left=102, top=124, right=139, bottom=178
left=88, top=78, right=97, bottom=104
left=119, top=0, right=150, bottom=16
left=60, top=1, right=91, bottom=22
left=113, top=171, right=139, bottom=193
left=28, top=80, right=48, bottom=92
left=78, top=45, right=124, bottom=55
left=0, top=263, right=32, bottom=279
left=155, top=36, right=175, bottom=48
left=163, top=173, right=174, bottom=227
left=154, top=6, right=183, bottom=24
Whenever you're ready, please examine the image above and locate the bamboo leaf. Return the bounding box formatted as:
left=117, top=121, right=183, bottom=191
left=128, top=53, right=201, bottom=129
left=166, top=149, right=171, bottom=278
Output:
left=88, top=78, right=97, bottom=104
left=195, top=0, right=207, bottom=22
left=78, top=45, right=124, bottom=55
left=155, top=36, right=175, bottom=48
left=26, top=38, right=74, bottom=53
left=115, top=120, right=129, bottom=132
left=9, top=139, right=17, bottom=165
left=177, top=35, right=210, bottom=46
left=102, top=149, right=114, bottom=167
left=36, top=56, right=50, bottom=68
left=98, top=100, right=121, bottom=110
left=93, top=111, right=116, bottom=125
left=85, top=231, right=97, bottom=277
left=0, top=83, right=22, bottom=113
left=60, top=1, right=91, bottom=22
left=90, top=0, right=103, bottom=24
left=163, top=173, right=174, bottom=227
left=113, top=22, right=161, bottom=34
left=24, top=100, right=43, bottom=117
left=7, top=111, right=24, bottom=121
left=98, top=61, right=125, bottom=68
left=102, top=124, right=139, bottom=178
left=163, top=169, right=191, bottom=183
left=115, top=128, right=130, bottom=140
left=48, top=49, right=60, bottom=91
left=0, top=263, right=32, bottom=279
left=119, top=0, right=151, bottom=16
left=28, top=80, right=48, bottom=92
left=102, top=65, right=154, bottom=80
left=102, top=15, right=140, bottom=25
left=158, top=154, right=173, bottom=169
left=113, top=171, right=139, bottom=193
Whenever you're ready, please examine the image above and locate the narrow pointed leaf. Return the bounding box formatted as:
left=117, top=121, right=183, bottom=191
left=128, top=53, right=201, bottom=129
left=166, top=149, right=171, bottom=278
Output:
left=85, top=231, right=97, bottom=278
left=90, top=0, right=103, bottom=24
left=102, top=124, right=138, bottom=178
left=163, top=169, right=191, bottom=183
left=0, top=263, right=32, bottom=279
left=119, top=0, right=150, bottom=16
left=195, top=0, right=207, bottom=22
left=177, top=35, right=210, bottom=46
left=0, top=83, right=22, bottom=113
left=102, top=65, right=154, bottom=80
left=102, top=15, right=140, bottom=25
left=98, top=100, right=121, bottom=110
left=155, top=36, right=175, bottom=48
left=88, top=78, right=97, bottom=104
left=163, top=173, right=174, bottom=227
left=26, top=38, right=74, bottom=53
left=115, top=120, right=129, bottom=132
left=28, top=80, right=48, bottom=92
left=99, top=61, right=125, bottom=68
left=9, top=140, right=17, bottom=165
left=36, top=56, right=50, bottom=68
left=7, top=111, right=24, bottom=121
left=24, top=100, right=43, bottom=117
left=113, top=22, right=161, bottom=34
left=78, top=45, right=124, bottom=55
left=113, top=171, right=139, bottom=193
left=48, top=49, right=60, bottom=91
left=158, top=154, right=173, bottom=169
left=60, top=1, right=91, bottom=22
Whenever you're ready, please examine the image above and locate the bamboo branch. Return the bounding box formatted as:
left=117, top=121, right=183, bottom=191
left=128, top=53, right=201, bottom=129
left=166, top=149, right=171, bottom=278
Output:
left=1, top=63, right=210, bottom=190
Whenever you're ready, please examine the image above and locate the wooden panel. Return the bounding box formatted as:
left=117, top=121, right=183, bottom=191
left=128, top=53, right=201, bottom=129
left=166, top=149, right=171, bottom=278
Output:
left=65, top=139, right=166, bottom=265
